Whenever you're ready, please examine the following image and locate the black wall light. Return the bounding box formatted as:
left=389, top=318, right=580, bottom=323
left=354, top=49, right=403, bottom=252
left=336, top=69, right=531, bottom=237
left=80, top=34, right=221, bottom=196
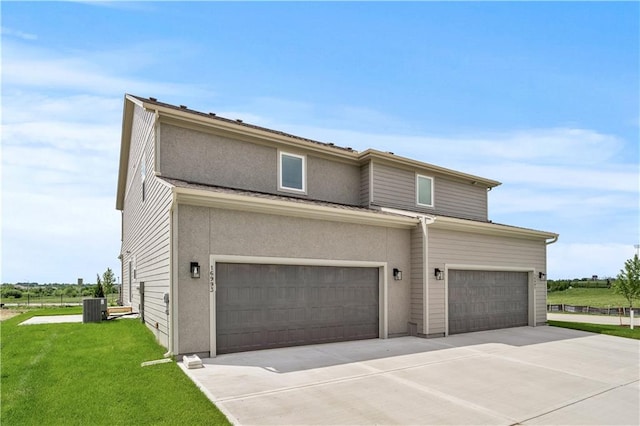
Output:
left=393, top=268, right=402, bottom=281
left=538, top=272, right=546, bottom=280
left=190, top=262, right=200, bottom=279
left=434, top=268, right=444, bottom=280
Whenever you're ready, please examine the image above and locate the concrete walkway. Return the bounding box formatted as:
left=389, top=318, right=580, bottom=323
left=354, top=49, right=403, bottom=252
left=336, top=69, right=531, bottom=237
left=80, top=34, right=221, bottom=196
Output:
left=18, top=313, right=139, bottom=325
left=548, top=312, right=640, bottom=326
left=180, top=326, right=640, bottom=425
left=19, top=314, right=83, bottom=325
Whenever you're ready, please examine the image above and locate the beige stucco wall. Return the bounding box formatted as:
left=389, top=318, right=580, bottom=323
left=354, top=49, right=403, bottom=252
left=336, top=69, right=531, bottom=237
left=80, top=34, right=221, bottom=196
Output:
left=175, top=204, right=412, bottom=355
left=159, top=123, right=361, bottom=205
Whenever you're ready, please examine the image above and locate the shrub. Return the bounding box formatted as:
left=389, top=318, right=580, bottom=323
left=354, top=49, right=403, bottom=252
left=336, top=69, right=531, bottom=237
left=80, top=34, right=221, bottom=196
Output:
left=94, top=274, right=105, bottom=298
left=2, top=289, right=23, bottom=299
left=547, top=280, right=571, bottom=292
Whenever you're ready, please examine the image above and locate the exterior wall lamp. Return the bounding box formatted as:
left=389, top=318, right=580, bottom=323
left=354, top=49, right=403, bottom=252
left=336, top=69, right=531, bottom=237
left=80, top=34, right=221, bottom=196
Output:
left=434, top=268, right=444, bottom=280
left=538, top=272, right=546, bottom=280
left=393, top=268, right=402, bottom=281
left=190, top=262, right=201, bottom=279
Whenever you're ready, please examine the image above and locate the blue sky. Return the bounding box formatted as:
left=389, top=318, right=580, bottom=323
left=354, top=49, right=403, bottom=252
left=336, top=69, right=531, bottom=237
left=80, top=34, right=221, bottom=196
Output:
left=2, top=1, right=638, bottom=283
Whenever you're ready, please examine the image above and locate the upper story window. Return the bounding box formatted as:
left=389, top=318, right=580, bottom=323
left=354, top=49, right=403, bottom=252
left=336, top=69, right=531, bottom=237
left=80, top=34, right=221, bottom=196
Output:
left=416, top=174, right=434, bottom=207
left=279, top=151, right=306, bottom=193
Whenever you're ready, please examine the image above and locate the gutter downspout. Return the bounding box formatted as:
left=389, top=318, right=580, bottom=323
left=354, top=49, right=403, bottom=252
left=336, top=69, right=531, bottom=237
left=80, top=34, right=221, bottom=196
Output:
left=419, top=215, right=435, bottom=336
left=545, top=235, right=559, bottom=245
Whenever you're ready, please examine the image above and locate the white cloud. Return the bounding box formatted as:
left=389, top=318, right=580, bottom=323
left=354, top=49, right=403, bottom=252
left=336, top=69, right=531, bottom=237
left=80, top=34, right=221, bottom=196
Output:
left=1, top=26, right=37, bottom=40
left=548, top=243, right=638, bottom=279
left=473, top=162, right=637, bottom=192
left=2, top=190, right=121, bottom=283
left=489, top=188, right=638, bottom=216
left=2, top=92, right=121, bottom=123
left=2, top=40, right=211, bottom=98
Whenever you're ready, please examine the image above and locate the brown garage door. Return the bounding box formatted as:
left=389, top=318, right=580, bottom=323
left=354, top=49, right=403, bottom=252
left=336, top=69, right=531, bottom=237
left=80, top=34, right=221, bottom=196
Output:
left=216, top=263, right=379, bottom=354
left=448, top=270, right=529, bottom=335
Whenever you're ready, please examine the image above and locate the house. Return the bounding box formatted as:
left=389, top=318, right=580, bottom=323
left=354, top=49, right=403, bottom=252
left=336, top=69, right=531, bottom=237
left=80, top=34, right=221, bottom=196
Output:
left=116, top=94, right=558, bottom=357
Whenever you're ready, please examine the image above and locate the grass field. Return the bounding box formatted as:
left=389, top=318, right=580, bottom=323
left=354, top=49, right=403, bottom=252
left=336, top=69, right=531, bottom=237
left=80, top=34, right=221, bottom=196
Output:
left=1, top=308, right=229, bottom=425
left=546, top=287, right=638, bottom=308
left=549, top=320, right=640, bottom=340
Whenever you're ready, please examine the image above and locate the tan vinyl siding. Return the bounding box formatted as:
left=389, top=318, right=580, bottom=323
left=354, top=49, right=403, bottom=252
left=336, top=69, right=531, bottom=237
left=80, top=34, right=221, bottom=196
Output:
left=371, top=161, right=488, bottom=220
left=121, top=105, right=173, bottom=348
left=371, top=162, right=415, bottom=210
left=434, top=177, right=487, bottom=221
left=428, top=228, right=548, bottom=334
left=410, top=225, right=424, bottom=334
left=360, top=163, right=370, bottom=207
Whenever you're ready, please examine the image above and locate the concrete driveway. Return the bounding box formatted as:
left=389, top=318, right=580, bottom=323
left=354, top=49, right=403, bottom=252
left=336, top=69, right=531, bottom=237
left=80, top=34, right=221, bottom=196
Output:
left=180, top=326, right=639, bottom=425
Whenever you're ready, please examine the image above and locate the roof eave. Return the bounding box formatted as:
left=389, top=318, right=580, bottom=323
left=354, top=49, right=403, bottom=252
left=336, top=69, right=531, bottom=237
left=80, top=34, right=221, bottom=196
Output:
left=134, top=99, right=360, bottom=162
left=172, top=186, right=419, bottom=229
left=116, top=95, right=143, bottom=210
left=359, top=149, right=501, bottom=188
left=431, top=215, right=558, bottom=241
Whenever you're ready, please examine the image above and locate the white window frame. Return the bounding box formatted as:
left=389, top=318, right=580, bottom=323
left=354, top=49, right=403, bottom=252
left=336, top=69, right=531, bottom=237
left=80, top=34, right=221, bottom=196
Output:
left=416, top=174, right=434, bottom=208
left=278, top=151, right=306, bottom=193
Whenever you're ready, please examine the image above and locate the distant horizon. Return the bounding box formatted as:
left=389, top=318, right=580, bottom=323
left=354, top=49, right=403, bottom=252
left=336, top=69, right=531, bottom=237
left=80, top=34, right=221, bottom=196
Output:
left=0, top=273, right=626, bottom=287
left=2, top=2, right=638, bottom=282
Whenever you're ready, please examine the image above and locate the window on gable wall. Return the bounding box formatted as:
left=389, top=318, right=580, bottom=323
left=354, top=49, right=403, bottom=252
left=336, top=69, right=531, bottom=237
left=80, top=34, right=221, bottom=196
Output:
left=279, top=151, right=306, bottom=193
left=416, top=174, right=434, bottom=207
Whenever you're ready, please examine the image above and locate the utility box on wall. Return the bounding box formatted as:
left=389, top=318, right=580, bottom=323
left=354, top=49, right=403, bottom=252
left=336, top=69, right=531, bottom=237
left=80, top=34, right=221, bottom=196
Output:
left=83, top=298, right=107, bottom=323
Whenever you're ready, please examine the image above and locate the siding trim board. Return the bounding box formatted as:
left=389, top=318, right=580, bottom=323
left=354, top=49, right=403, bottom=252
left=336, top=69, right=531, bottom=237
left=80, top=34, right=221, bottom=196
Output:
left=432, top=216, right=558, bottom=241
left=376, top=206, right=555, bottom=242
left=209, top=255, right=389, bottom=357
left=169, top=184, right=418, bottom=229
left=421, top=218, right=430, bottom=336
left=443, top=264, right=538, bottom=336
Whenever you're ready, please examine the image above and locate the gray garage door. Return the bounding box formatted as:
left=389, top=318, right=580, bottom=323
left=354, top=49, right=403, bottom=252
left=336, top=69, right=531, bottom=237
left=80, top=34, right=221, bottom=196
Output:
left=216, top=263, right=379, bottom=354
left=448, top=270, right=529, bottom=335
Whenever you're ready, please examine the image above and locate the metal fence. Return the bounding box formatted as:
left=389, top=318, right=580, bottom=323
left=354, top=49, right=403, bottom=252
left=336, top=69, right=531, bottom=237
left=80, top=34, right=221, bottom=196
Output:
left=0, top=293, right=119, bottom=307
left=547, top=304, right=640, bottom=316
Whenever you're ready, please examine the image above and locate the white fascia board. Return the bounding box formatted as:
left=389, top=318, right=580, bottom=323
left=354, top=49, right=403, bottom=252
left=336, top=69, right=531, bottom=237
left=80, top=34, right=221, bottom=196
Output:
left=378, top=207, right=436, bottom=223
left=431, top=216, right=558, bottom=241
left=116, top=96, right=137, bottom=210
left=174, top=188, right=418, bottom=229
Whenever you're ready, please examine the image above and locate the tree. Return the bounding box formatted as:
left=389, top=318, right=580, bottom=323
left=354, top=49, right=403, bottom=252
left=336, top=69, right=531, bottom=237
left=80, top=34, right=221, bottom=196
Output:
left=94, top=274, right=105, bottom=298
left=613, top=255, right=640, bottom=308
left=102, top=268, right=115, bottom=295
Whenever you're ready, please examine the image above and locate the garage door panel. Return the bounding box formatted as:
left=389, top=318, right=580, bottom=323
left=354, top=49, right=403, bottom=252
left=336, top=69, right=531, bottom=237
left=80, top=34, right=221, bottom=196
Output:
left=216, top=264, right=379, bottom=354
left=448, top=270, right=528, bottom=335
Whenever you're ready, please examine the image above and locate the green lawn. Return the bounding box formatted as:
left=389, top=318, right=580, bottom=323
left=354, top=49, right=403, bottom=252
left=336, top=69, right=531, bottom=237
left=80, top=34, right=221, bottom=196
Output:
left=549, top=320, right=640, bottom=340
left=1, top=308, right=229, bottom=425
left=547, top=287, right=638, bottom=308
